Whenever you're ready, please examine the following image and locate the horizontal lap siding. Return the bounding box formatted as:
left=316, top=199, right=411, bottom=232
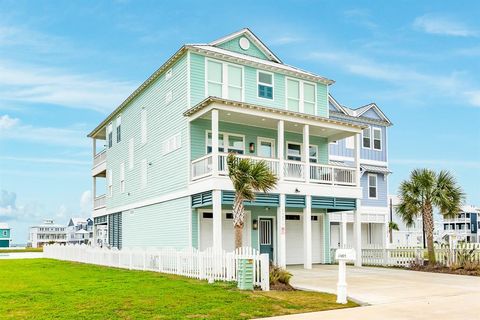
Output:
left=329, top=138, right=354, bottom=158
left=190, top=119, right=328, bottom=164
left=122, top=197, right=191, bottom=248
left=106, top=54, right=189, bottom=209
left=360, top=125, right=387, bottom=162
left=217, top=36, right=270, bottom=60
left=244, top=66, right=285, bottom=109
left=361, top=172, right=388, bottom=207
left=190, top=53, right=205, bottom=107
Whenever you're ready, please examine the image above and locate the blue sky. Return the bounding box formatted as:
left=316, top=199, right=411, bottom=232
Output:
left=0, top=1, right=479, bottom=243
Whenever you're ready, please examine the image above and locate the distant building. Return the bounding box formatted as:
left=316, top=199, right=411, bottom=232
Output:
left=28, top=219, right=67, bottom=248
left=0, top=223, right=12, bottom=248
left=441, top=205, right=479, bottom=243
left=67, top=218, right=94, bottom=244
left=94, top=224, right=108, bottom=247
left=388, top=195, right=423, bottom=247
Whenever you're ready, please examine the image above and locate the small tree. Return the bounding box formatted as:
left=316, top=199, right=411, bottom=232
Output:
left=396, top=169, right=464, bottom=265
left=227, top=153, right=277, bottom=249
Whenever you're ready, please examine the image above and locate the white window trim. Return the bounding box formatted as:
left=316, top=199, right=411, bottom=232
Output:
left=368, top=173, right=378, bottom=199
left=257, top=137, right=276, bottom=158
left=286, top=141, right=318, bottom=162
left=373, top=127, right=382, bottom=151
left=205, top=130, right=245, bottom=154
left=205, top=58, right=244, bottom=102
left=256, top=70, right=274, bottom=100
left=285, top=77, right=317, bottom=115
left=162, top=133, right=182, bottom=155
left=362, top=126, right=372, bottom=149
left=345, top=136, right=354, bottom=149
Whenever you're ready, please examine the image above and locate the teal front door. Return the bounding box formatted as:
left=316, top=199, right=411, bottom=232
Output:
left=259, top=218, right=273, bottom=261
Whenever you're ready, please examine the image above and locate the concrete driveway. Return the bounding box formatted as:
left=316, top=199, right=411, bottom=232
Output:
left=263, top=265, right=480, bottom=319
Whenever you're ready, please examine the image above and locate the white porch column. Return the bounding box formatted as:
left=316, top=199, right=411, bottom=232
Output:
left=354, top=199, right=362, bottom=266
left=277, top=120, right=284, bottom=181
left=93, top=138, right=97, bottom=157
left=354, top=133, right=361, bottom=186
left=340, top=212, right=347, bottom=248
left=211, top=109, right=219, bottom=177
left=303, top=195, right=312, bottom=269
left=303, top=124, right=310, bottom=183
left=212, top=190, right=222, bottom=251
left=277, top=194, right=286, bottom=268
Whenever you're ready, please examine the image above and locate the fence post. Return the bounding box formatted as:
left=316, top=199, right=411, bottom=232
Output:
left=260, top=253, right=270, bottom=291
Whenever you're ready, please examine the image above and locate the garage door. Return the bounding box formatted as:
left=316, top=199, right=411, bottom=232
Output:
left=286, top=213, right=323, bottom=265
left=199, top=211, right=250, bottom=251
left=0, top=239, right=9, bottom=248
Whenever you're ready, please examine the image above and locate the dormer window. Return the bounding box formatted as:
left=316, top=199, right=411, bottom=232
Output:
left=258, top=71, right=273, bottom=99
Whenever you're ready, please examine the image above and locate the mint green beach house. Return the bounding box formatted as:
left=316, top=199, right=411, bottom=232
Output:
left=89, top=29, right=367, bottom=268
left=0, top=223, right=11, bottom=248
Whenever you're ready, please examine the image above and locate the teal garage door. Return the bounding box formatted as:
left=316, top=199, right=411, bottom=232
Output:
left=0, top=239, right=9, bottom=247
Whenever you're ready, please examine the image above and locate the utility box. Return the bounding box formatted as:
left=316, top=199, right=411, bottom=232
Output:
left=237, top=258, right=254, bottom=290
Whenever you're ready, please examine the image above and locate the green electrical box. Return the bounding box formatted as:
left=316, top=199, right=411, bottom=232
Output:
left=237, top=258, right=254, bottom=290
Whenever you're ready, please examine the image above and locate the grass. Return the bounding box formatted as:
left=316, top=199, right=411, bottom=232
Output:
left=0, top=247, right=43, bottom=253
left=0, top=259, right=357, bottom=319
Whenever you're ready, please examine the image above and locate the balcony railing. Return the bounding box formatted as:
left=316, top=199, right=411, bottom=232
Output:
left=93, top=195, right=106, bottom=209
left=93, top=149, right=106, bottom=168
left=191, top=154, right=356, bottom=186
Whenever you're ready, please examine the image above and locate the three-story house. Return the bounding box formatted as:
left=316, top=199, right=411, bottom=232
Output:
left=89, top=29, right=390, bottom=268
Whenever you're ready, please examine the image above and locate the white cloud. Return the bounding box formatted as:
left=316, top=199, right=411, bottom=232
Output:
left=413, top=14, right=478, bottom=37
left=0, top=114, right=19, bottom=129
left=0, top=190, right=43, bottom=221
left=0, top=61, right=136, bottom=113
left=464, top=91, right=480, bottom=107
left=343, top=8, right=378, bottom=30
left=80, top=190, right=92, bottom=216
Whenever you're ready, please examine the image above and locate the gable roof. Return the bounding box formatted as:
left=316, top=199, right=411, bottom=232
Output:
left=209, top=28, right=282, bottom=63
left=328, top=94, right=392, bottom=125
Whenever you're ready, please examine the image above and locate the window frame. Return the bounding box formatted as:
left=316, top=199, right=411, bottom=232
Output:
left=257, top=137, right=276, bottom=158
left=285, top=77, right=317, bottom=115
left=257, top=70, right=274, bottom=100
left=368, top=173, right=378, bottom=199
left=372, top=127, right=382, bottom=151
left=116, top=115, right=121, bottom=143
left=286, top=141, right=318, bottom=162
left=205, top=58, right=244, bottom=102
left=362, top=127, right=371, bottom=149
left=205, top=130, right=245, bottom=154
left=107, top=123, right=113, bottom=148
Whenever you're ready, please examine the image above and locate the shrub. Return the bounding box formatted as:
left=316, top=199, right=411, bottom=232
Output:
left=269, top=266, right=292, bottom=286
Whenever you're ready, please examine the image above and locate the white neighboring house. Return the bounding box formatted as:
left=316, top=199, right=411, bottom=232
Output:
left=388, top=195, right=423, bottom=247
left=29, top=219, right=67, bottom=248
left=67, top=218, right=94, bottom=244
left=440, top=205, right=479, bottom=243
left=94, top=224, right=108, bottom=247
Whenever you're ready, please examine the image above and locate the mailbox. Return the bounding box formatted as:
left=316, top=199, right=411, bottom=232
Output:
left=335, top=248, right=356, bottom=261
left=335, top=248, right=356, bottom=304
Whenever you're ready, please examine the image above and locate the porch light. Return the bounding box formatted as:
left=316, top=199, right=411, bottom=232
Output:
left=249, top=142, right=255, bottom=153
left=252, top=219, right=258, bottom=230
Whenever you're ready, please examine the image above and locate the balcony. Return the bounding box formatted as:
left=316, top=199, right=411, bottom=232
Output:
left=93, top=194, right=106, bottom=210
left=191, top=153, right=356, bottom=186
left=92, top=149, right=106, bottom=177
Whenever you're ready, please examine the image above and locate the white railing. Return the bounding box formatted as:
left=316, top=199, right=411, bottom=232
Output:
left=310, top=163, right=356, bottom=185
left=218, top=153, right=280, bottom=176
left=93, top=149, right=106, bottom=167
left=191, top=154, right=213, bottom=180
left=283, top=160, right=305, bottom=180
left=44, top=244, right=270, bottom=291
left=93, top=195, right=106, bottom=209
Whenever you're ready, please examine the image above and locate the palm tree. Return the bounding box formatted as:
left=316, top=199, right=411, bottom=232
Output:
left=226, top=153, right=278, bottom=249
left=396, top=169, right=464, bottom=265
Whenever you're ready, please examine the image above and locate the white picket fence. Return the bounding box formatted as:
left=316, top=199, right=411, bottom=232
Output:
left=44, top=244, right=269, bottom=291
left=331, top=243, right=480, bottom=267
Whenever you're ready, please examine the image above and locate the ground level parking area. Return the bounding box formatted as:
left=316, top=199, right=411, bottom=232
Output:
left=263, top=264, right=480, bottom=319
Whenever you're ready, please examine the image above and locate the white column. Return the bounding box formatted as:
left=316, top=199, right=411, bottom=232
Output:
left=303, top=124, right=310, bottom=183
left=277, top=120, right=284, bottom=181
left=303, top=195, right=312, bottom=269
left=93, top=138, right=97, bottom=157
left=92, top=176, right=96, bottom=203
left=354, top=133, right=361, bottom=187
left=211, top=109, right=219, bottom=177
left=212, top=190, right=222, bottom=251
left=354, top=199, right=362, bottom=266
left=277, top=194, right=286, bottom=268
left=341, top=212, right=347, bottom=248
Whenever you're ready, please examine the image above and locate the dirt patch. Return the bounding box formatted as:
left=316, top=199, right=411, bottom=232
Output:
left=270, top=283, right=296, bottom=291
left=410, top=264, right=480, bottom=276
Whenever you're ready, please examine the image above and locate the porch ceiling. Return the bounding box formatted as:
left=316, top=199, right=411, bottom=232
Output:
left=185, top=97, right=365, bottom=141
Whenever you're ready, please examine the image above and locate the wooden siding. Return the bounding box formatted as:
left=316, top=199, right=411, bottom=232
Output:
left=190, top=118, right=328, bottom=164
left=189, top=53, right=328, bottom=116
left=105, top=54, right=189, bottom=210
left=122, top=197, right=191, bottom=248
left=360, top=172, right=388, bottom=207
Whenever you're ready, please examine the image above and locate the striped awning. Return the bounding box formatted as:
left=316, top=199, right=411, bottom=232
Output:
left=360, top=164, right=391, bottom=175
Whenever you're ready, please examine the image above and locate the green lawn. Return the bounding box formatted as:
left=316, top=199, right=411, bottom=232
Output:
left=0, top=259, right=356, bottom=319
left=0, top=247, right=43, bottom=253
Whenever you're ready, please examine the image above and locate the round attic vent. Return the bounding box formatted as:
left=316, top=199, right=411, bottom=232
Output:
left=239, top=37, right=250, bottom=50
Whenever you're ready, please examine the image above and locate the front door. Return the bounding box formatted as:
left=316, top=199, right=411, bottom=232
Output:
left=259, top=218, right=274, bottom=261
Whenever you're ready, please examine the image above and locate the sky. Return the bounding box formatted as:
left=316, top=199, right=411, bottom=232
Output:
left=0, top=0, right=479, bottom=243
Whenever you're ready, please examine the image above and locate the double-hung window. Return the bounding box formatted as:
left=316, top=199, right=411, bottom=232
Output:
left=287, top=142, right=318, bottom=162
left=206, top=132, right=245, bottom=154
left=116, top=116, right=121, bottom=143
left=107, top=123, right=113, bottom=148
left=286, top=78, right=317, bottom=115
left=368, top=174, right=377, bottom=199
left=258, top=71, right=273, bottom=99
left=206, top=59, right=243, bottom=101
left=206, top=132, right=225, bottom=153
left=362, top=127, right=371, bottom=148
left=373, top=128, right=382, bottom=150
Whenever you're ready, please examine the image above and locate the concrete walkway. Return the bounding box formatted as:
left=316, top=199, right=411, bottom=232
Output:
left=263, top=265, right=480, bottom=319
